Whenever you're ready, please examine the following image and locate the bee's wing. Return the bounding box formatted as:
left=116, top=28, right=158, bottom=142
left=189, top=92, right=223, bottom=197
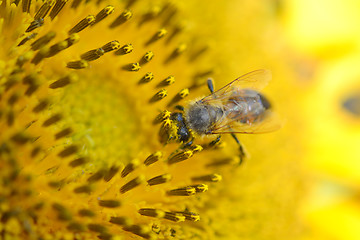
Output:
left=211, top=111, right=283, bottom=134
left=201, top=69, right=272, bottom=103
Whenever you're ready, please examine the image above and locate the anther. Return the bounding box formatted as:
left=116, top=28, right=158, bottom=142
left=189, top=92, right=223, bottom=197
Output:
left=52, top=203, right=72, bottom=221
left=31, top=47, right=50, bottom=65
left=78, top=209, right=96, bottom=217
left=103, top=165, right=120, bottom=182
left=67, top=60, right=89, bottom=69
left=7, top=92, right=20, bottom=106
left=73, top=184, right=93, bottom=194
left=67, top=222, right=86, bottom=232
left=18, top=33, right=38, bottom=46
left=87, top=169, right=106, bottom=182
left=33, top=98, right=50, bottom=113
left=69, top=157, right=89, bottom=167
left=164, top=212, right=185, bottom=222
left=22, top=0, right=31, bottom=13
left=150, top=89, right=167, bottom=102
left=34, top=0, right=55, bottom=20
left=109, top=216, right=132, bottom=226
left=49, top=73, right=78, bottom=89
left=153, top=110, right=171, bottom=124
left=115, top=43, right=133, bottom=55
left=147, top=174, right=172, bottom=186
left=190, top=184, right=208, bottom=193
left=157, top=75, right=175, bottom=87
left=98, top=200, right=121, bottom=208
left=167, top=88, right=190, bottom=107
left=109, top=9, right=132, bottom=28
left=140, top=72, right=154, bottom=83
left=121, top=159, right=140, bottom=178
left=26, top=18, right=44, bottom=32
left=16, top=52, right=33, bottom=67
left=43, top=113, right=62, bottom=127
left=165, top=43, right=187, bottom=64
left=11, top=133, right=31, bottom=145
left=123, top=225, right=153, bottom=239
left=87, top=224, right=107, bottom=234
left=102, top=40, right=120, bottom=52
left=176, top=211, right=200, bottom=221
left=124, top=62, right=140, bottom=71
left=141, top=51, right=154, bottom=63
left=68, top=15, right=96, bottom=34
left=49, top=0, right=68, bottom=20
left=146, top=28, right=168, bottom=45
left=168, top=150, right=193, bottom=165
left=80, top=48, right=105, bottom=61
left=120, top=175, right=145, bottom=194
left=206, top=157, right=241, bottom=167
left=166, top=186, right=196, bottom=196
left=31, top=32, right=56, bottom=50
left=144, top=151, right=163, bottom=166
left=191, top=173, right=222, bottom=182
left=58, top=145, right=78, bottom=158
left=55, top=127, right=73, bottom=139
left=138, top=208, right=165, bottom=218
left=94, top=5, right=115, bottom=24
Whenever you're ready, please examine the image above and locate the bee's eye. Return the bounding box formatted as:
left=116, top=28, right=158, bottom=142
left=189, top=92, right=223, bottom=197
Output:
left=259, top=93, right=271, bottom=109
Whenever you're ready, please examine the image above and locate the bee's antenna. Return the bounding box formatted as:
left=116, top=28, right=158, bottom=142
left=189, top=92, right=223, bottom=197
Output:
left=207, top=78, right=215, bottom=93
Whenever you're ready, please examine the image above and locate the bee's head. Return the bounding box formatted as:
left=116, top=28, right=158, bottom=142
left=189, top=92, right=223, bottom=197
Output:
left=158, top=112, right=192, bottom=144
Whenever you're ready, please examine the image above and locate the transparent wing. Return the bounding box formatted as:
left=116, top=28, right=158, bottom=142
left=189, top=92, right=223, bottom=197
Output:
left=210, top=111, right=283, bottom=134
left=201, top=69, right=272, bottom=103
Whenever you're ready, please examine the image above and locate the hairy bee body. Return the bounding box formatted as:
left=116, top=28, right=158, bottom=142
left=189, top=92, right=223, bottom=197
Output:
left=160, top=70, right=280, bottom=144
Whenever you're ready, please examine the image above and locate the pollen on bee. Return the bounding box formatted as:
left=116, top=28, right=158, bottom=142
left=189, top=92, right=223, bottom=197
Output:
left=31, top=31, right=56, bottom=50
left=110, top=9, right=133, bottom=28
left=68, top=15, right=96, bottom=34
left=67, top=60, right=89, bottom=69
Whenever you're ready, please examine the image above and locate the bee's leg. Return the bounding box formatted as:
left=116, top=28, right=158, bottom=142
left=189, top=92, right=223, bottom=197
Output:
left=175, top=105, right=185, bottom=111
left=230, top=133, right=246, bottom=164
left=181, top=138, right=194, bottom=149
left=208, top=135, right=221, bottom=147
left=207, top=78, right=215, bottom=93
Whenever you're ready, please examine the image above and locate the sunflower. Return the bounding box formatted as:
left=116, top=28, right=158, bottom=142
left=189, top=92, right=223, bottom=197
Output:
left=0, top=0, right=306, bottom=239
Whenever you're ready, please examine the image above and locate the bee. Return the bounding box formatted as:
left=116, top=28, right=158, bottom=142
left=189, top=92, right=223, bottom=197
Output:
left=160, top=69, right=281, bottom=150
